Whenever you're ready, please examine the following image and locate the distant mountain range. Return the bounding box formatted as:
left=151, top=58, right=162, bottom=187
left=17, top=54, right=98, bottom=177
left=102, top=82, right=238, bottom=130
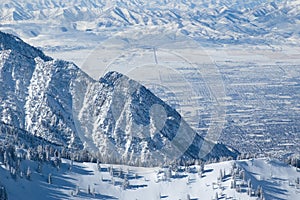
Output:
left=0, top=31, right=237, bottom=165
left=1, top=0, right=300, bottom=46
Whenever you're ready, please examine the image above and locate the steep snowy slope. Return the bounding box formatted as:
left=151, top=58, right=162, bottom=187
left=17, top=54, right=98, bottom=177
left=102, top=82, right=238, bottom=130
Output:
left=0, top=32, right=49, bottom=130
left=73, top=71, right=236, bottom=165
left=0, top=31, right=83, bottom=149
left=0, top=31, right=236, bottom=165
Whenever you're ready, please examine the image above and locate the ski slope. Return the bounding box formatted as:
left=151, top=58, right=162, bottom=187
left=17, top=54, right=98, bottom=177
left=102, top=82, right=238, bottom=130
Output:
left=1, top=158, right=299, bottom=199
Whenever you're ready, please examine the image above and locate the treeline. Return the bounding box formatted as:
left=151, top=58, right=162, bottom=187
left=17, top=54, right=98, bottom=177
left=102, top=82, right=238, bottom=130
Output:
left=286, top=156, right=300, bottom=168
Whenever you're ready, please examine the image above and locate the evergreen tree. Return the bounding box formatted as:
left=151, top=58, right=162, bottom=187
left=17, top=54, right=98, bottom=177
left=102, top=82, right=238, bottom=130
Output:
left=122, top=176, right=129, bottom=190
left=256, top=185, right=263, bottom=198
left=10, top=167, right=17, bottom=180
left=36, top=163, right=42, bottom=173
left=92, top=187, right=95, bottom=197
left=219, top=169, right=223, bottom=181
left=187, top=194, right=191, bottom=200
left=26, top=166, right=31, bottom=180
left=215, top=192, right=218, bottom=200
left=0, top=185, right=8, bottom=200
left=167, top=167, right=172, bottom=181
left=231, top=179, right=236, bottom=189
left=111, top=177, right=115, bottom=186
left=248, top=179, right=252, bottom=188
left=75, top=185, right=80, bottom=195
left=48, top=173, right=52, bottom=184
left=87, top=185, right=91, bottom=194
left=296, top=177, right=300, bottom=185
left=97, top=159, right=101, bottom=170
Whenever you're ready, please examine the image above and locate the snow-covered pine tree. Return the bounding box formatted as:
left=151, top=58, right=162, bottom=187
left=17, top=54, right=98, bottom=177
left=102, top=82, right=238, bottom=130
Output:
left=231, top=179, right=236, bottom=189
left=92, top=187, right=95, bottom=197
left=187, top=194, right=191, bottom=200
left=48, top=173, right=52, bottom=184
left=26, top=166, right=31, bottom=180
left=219, top=169, right=223, bottom=182
left=256, top=185, right=263, bottom=198
left=0, top=184, right=8, bottom=200
left=10, top=166, right=17, bottom=180
left=296, top=177, right=300, bottom=185
left=248, top=179, right=252, bottom=188
left=87, top=185, right=91, bottom=194
left=215, top=192, right=218, bottom=200
left=75, top=185, right=80, bottom=195
left=97, top=159, right=100, bottom=171
left=167, top=167, right=172, bottom=181
left=122, top=176, right=129, bottom=190
left=36, top=162, right=42, bottom=173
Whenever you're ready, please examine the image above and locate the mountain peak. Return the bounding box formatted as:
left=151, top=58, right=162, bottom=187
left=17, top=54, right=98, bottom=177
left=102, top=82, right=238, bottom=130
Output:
left=100, top=71, right=128, bottom=86
left=0, top=31, right=52, bottom=61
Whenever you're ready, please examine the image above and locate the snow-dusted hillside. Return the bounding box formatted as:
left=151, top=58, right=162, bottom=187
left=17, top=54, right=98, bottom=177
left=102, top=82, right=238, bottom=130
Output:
left=1, top=156, right=299, bottom=200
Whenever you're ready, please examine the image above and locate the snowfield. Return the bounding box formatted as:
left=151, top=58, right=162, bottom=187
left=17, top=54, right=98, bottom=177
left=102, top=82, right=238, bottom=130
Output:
left=1, top=158, right=300, bottom=200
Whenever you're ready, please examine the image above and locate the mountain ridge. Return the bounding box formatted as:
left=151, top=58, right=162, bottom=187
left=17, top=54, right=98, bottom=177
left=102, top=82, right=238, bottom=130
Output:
left=0, top=31, right=51, bottom=61
left=1, top=0, right=300, bottom=46
left=0, top=31, right=237, bottom=165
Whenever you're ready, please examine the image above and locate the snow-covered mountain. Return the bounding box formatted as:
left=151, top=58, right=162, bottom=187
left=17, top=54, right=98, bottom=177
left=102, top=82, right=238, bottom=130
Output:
left=0, top=31, right=236, bottom=165
left=1, top=0, right=300, bottom=46
left=0, top=0, right=298, bottom=165
left=0, top=1, right=299, bottom=199
left=0, top=31, right=84, bottom=149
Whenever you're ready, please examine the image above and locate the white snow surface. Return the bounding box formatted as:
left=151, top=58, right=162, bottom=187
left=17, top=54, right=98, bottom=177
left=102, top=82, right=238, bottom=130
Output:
left=0, top=158, right=299, bottom=200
